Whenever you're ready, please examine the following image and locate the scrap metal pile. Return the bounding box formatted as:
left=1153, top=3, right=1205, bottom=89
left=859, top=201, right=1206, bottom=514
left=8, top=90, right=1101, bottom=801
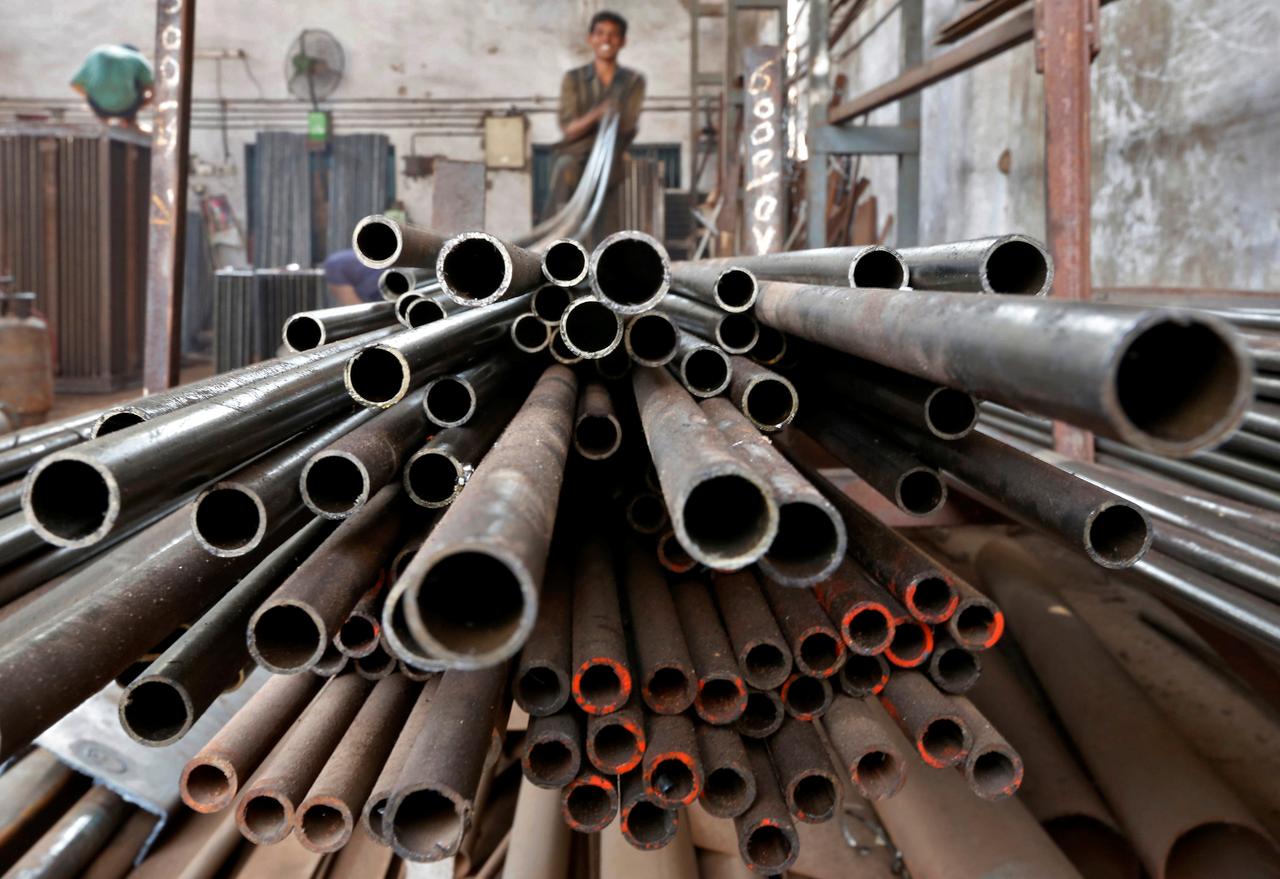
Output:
left=1, top=216, right=1277, bottom=878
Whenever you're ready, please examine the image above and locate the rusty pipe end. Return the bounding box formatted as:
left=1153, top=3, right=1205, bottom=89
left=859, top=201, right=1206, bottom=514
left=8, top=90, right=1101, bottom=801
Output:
left=422, top=375, right=477, bottom=429
left=511, top=312, right=552, bottom=353
left=948, top=596, right=1004, bottom=650
left=739, top=641, right=791, bottom=692
left=248, top=599, right=328, bottom=674
left=390, top=784, right=469, bottom=861
left=549, top=330, right=583, bottom=365
left=22, top=452, right=121, bottom=548
left=523, top=730, right=581, bottom=789
left=739, top=373, right=799, bottom=433
left=641, top=664, right=696, bottom=715
left=572, top=659, right=633, bottom=715
left=839, top=603, right=895, bottom=657
left=736, top=690, right=785, bottom=739
left=895, top=467, right=948, bottom=517
left=780, top=674, right=833, bottom=721
left=758, top=498, right=847, bottom=588
left=336, top=612, right=381, bottom=659
left=541, top=238, right=589, bottom=287
left=118, top=676, right=195, bottom=747
left=436, top=232, right=515, bottom=307
left=514, top=663, right=571, bottom=717
left=739, top=817, right=799, bottom=874
left=353, top=214, right=409, bottom=270
left=715, top=313, right=760, bottom=355
left=561, top=773, right=617, bottom=832
left=621, top=796, right=679, bottom=850
left=837, top=653, right=891, bottom=698
left=625, top=493, right=668, bottom=535
left=561, top=297, right=623, bottom=360
left=1083, top=500, right=1153, bottom=569
left=676, top=345, right=731, bottom=398
left=794, top=627, right=847, bottom=679
left=884, top=617, right=934, bottom=668
left=237, top=789, right=296, bottom=845
left=695, top=674, right=749, bottom=725
left=851, top=748, right=906, bottom=801
left=301, top=452, right=371, bottom=520
left=191, top=482, right=267, bottom=557
left=784, top=767, right=841, bottom=824
left=404, top=448, right=465, bottom=509
left=296, top=797, right=355, bottom=853
left=750, top=325, right=788, bottom=366
left=645, top=752, right=701, bottom=808
left=180, top=755, right=238, bottom=813
left=283, top=314, right=325, bottom=352
left=656, top=530, right=697, bottom=574
left=904, top=576, right=959, bottom=624
left=714, top=267, right=759, bottom=313
left=574, top=413, right=622, bottom=461
left=625, top=312, right=679, bottom=367
left=701, top=766, right=756, bottom=819
left=927, top=642, right=982, bottom=694
left=346, top=344, right=411, bottom=409
left=913, top=714, right=973, bottom=769
left=848, top=245, right=909, bottom=289
left=964, top=742, right=1024, bottom=800
left=587, top=715, right=646, bottom=775
left=673, top=464, right=779, bottom=571
left=589, top=230, right=671, bottom=314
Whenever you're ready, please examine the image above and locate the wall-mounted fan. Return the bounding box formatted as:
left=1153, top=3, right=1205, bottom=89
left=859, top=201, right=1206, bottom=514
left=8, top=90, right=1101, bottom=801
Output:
left=285, top=29, right=345, bottom=108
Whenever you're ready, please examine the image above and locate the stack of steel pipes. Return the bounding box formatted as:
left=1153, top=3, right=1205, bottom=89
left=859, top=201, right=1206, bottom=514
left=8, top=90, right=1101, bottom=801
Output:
left=0, top=218, right=1276, bottom=877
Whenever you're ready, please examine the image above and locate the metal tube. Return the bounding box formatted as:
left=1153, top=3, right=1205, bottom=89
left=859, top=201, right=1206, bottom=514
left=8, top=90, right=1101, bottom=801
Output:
left=623, top=312, right=679, bottom=367
left=181, top=671, right=324, bottom=813
left=734, top=689, right=785, bottom=740
left=300, top=390, right=430, bottom=519
left=701, top=399, right=845, bottom=585
left=355, top=640, right=397, bottom=680
left=344, top=298, right=527, bottom=409
left=191, top=409, right=378, bottom=557
left=312, top=641, right=350, bottom=678
left=767, top=717, right=842, bottom=824
left=283, top=302, right=398, bottom=352
left=524, top=709, right=583, bottom=789
left=403, top=396, right=519, bottom=509
left=670, top=580, right=748, bottom=725
left=295, top=674, right=420, bottom=852
left=560, top=296, right=624, bottom=360
left=589, top=231, right=671, bottom=315
left=394, top=365, right=577, bottom=667
left=235, top=673, right=374, bottom=845
left=812, top=558, right=895, bottom=656
left=618, top=770, right=680, bottom=850
left=378, top=267, right=432, bottom=301
left=337, top=584, right=385, bottom=659
left=574, top=382, right=622, bottom=460
left=726, top=357, right=797, bottom=433
left=822, top=694, right=907, bottom=801
left=624, top=492, right=668, bottom=535
left=879, top=671, right=973, bottom=768
left=353, top=215, right=449, bottom=270
left=514, top=556, right=573, bottom=717
left=899, top=235, right=1053, bottom=296
left=711, top=570, right=793, bottom=690
left=925, top=636, right=982, bottom=694
left=363, top=676, right=441, bottom=843
left=548, top=329, right=582, bottom=366
left=249, top=485, right=410, bottom=673
left=1146, top=519, right=1280, bottom=605
left=779, top=673, right=834, bottom=721
left=510, top=312, right=552, bottom=354
left=642, top=714, right=702, bottom=808
left=947, top=577, right=1005, bottom=651
left=800, top=412, right=947, bottom=517
left=531, top=284, right=573, bottom=325
left=808, top=354, right=979, bottom=440
left=656, top=529, right=696, bottom=574
left=623, top=542, right=696, bottom=715
left=386, top=665, right=509, bottom=861
left=422, top=357, right=519, bottom=429
left=633, top=367, right=777, bottom=570
left=586, top=697, right=646, bottom=775
left=670, top=263, right=758, bottom=313
left=755, top=281, right=1252, bottom=456
left=734, top=742, right=799, bottom=874
left=2, top=785, right=128, bottom=879
left=668, top=329, right=731, bottom=399
left=692, top=245, right=907, bottom=289
left=749, top=325, right=788, bottom=366
left=695, top=725, right=756, bottom=819
left=595, top=342, right=632, bottom=382
left=0, top=511, right=44, bottom=568
left=406, top=291, right=460, bottom=328
left=540, top=239, right=589, bottom=287
left=0, top=431, right=84, bottom=484
left=0, top=410, right=99, bottom=453
left=437, top=232, right=544, bottom=307
left=836, top=653, right=892, bottom=698
left=571, top=536, right=632, bottom=714
left=955, top=698, right=1024, bottom=801
left=760, top=575, right=847, bottom=679
left=395, top=292, right=426, bottom=326
left=560, top=768, right=617, bottom=833
left=118, top=518, right=332, bottom=746
left=660, top=294, right=759, bottom=354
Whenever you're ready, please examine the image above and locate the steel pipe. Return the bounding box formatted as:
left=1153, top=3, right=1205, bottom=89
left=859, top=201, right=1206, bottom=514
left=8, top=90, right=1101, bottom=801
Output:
left=589, top=230, right=671, bottom=315
left=587, top=698, right=646, bottom=775
left=767, top=717, right=842, bottom=824
left=531, top=284, right=574, bottom=325
left=694, top=245, right=907, bottom=289
left=540, top=239, right=589, bottom=287
left=403, top=396, right=520, bottom=510
left=779, top=673, right=834, bottom=721
left=899, top=235, right=1053, bottom=296
left=711, top=570, right=793, bottom=691
left=437, top=232, right=544, bottom=307
left=726, top=357, right=798, bottom=433
left=623, top=312, right=678, bottom=367
left=661, top=294, right=759, bottom=355
left=560, top=296, right=624, bottom=360
left=514, top=557, right=573, bottom=717
left=378, top=267, right=432, bottom=301
left=695, top=725, right=756, bottom=819
left=571, top=537, right=632, bottom=715
left=880, top=672, right=973, bottom=769
left=524, top=710, right=583, bottom=789
left=353, top=215, right=449, bottom=270
left=734, top=742, right=799, bottom=874
left=422, top=358, right=519, bottom=429
left=670, top=263, right=758, bottom=313
left=811, top=558, right=895, bottom=657
left=671, top=580, right=748, bottom=725
left=760, top=575, right=847, bottom=679
left=623, top=542, right=697, bottom=715
left=510, top=312, right=552, bottom=353
left=363, top=677, right=440, bottom=842
left=283, top=302, right=398, bottom=352
left=668, top=330, right=731, bottom=399
left=735, top=688, right=786, bottom=740
left=822, top=694, right=906, bottom=800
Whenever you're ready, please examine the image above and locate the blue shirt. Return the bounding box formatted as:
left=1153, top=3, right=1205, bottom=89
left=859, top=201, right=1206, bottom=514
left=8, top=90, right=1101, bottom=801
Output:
left=324, top=249, right=383, bottom=303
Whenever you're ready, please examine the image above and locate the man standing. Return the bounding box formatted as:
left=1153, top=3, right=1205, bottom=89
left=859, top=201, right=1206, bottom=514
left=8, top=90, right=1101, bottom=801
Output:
left=544, top=11, right=646, bottom=236
left=71, top=44, right=154, bottom=131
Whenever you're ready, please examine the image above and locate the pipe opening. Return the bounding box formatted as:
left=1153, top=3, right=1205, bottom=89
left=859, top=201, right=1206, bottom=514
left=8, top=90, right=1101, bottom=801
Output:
left=750, top=326, right=786, bottom=364
left=626, top=800, right=676, bottom=845
left=703, top=767, right=750, bottom=814
left=984, top=239, right=1048, bottom=295
left=888, top=620, right=929, bottom=664
left=627, top=313, right=678, bottom=364
left=845, top=607, right=892, bottom=654
left=184, top=764, right=232, bottom=809
left=544, top=241, right=587, bottom=284
left=908, top=577, right=955, bottom=620
left=715, top=268, right=757, bottom=310
left=738, top=691, right=782, bottom=736
left=383, top=270, right=412, bottom=296
left=595, top=346, right=631, bottom=380
left=682, top=349, right=730, bottom=395
left=935, top=647, right=980, bottom=691
left=348, top=347, right=408, bottom=405
left=395, top=789, right=462, bottom=855
left=954, top=603, right=999, bottom=646
left=970, top=749, right=1019, bottom=799
left=767, top=503, right=840, bottom=581
left=564, top=300, right=621, bottom=356
left=366, top=799, right=390, bottom=840
left=657, top=532, right=695, bottom=572
left=407, top=298, right=447, bottom=327
left=575, top=415, right=620, bottom=459
left=1115, top=320, right=1244, bottom=447
left=746, top=825, right=793, bottom=870
left=593, top=724, right=639, bottom=769
left=355, top=220, right=399, bottom=263
left=595, top=239, right=665, bottom=307
left=926, top=388, right=979, bottom=438
left=122, top=680, right=190, bottom=743
left=425, top=378, right=475, bottom=426
left=854, top=750, right=901, bottom=799
left=784, top=676, right=827, bottom=716
left=304, top=455, right=368, bottom=515
left=840, top=654, right=888, bottom=696
left=527, top=739, right=574, bottom=782
left=416, top=551, right=525, bottom=655
left=252, top=604, right=324, bottom=670
left=700, top=677, right=745, bottom=719
left=799, top=632, right=842, bottom=676
left=512, top=314, right=549, bottom=351
left=284, top=316, right=324, bottom=351
left=626, top=494, right=667, bottom=533
left=338, top=616, right=378, bottom=655
left=441, top=238, right=507, bottom=302
left=646, top=666, right=692, bottom=711
left=243, top=796, right=289, bottom=841
left=406, top=453, right=463, bottom=506
left=792, top=774, right=837, bottom=819
left=744, top=379, right=797, bottom=430
left=517, top=665, right=566, bottom=714
left=579, top=664, right=624, bottom=708
left=1087, top=504, right=1150, bottom=567
left=195, top=488, right=262, bottom=552
left=95, top=411, right=145, bottom=435
left=358, top=646, right=395, bottom=676
left=314, top=641, right=347, bottom=676
left=851, top=249, right=907, bottom=288
left=682, top=474, right=771, bottom=563
left=1166, top=822, right=1280, bottom=879
left=28, top=458, right=112, bottom=542
left=744, top=643, right=788, bottom=686
left=565, top=783, right=613, bottom=827
left=532, top=286, right=572, bottom=323
left=550, top=331, right=581, bottom=364
left=301, top=804, right=349, bottom=849
left=717, top=314, right=759, bottom=352
left=921, top=718, right=966, bottom=764
left=898, top=470, right=945, bottom=515
left=651, top=758, right=694, bottom=802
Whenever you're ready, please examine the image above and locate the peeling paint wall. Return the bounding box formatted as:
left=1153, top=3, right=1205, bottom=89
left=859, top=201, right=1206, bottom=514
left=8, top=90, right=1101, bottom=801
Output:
left=826, top=0, right=1280, bottom=289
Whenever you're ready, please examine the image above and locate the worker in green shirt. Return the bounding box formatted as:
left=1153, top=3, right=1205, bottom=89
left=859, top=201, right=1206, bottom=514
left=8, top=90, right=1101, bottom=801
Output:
left=70, top=44, right=155, bottom=130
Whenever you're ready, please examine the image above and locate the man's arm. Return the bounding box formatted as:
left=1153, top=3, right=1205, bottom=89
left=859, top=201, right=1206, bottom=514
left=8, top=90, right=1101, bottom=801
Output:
left=328, top=283, right=362, bottom=307
left=617, top=74, right=646, bottom=149
left=558, top=69, right=612, bottom=145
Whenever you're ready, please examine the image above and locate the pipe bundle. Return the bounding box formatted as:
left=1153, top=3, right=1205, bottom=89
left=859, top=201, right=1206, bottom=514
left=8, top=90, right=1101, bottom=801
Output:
left=0, top=218, right=1276, bottom=876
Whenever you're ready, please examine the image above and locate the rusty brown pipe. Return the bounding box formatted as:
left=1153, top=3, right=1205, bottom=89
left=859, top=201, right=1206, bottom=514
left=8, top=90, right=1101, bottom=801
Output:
left=711, top=570, right=793, bottom=691
left=523, top=709, right=583, bottom=789
left=514, top=555, right=573, bottom=717
left=821, top=694, right=907, bottom=800
left=671, top=580, right=748, bottom=725
left=623, top=542, right=697, bottom=715
left=571, top=537, right=632, bottom=715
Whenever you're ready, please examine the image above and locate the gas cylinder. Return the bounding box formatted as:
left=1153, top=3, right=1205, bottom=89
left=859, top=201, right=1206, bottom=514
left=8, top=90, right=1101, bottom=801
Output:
left=0, top=292, right=54, bottom=426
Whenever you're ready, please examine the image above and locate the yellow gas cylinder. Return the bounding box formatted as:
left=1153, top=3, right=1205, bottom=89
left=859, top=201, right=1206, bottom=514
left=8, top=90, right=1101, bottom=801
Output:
left=0, top=292, right=54, bottom=426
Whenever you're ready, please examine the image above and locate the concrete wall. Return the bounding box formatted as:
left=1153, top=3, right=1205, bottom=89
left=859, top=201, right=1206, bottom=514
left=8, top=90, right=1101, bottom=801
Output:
left=823, top=0, right=1280, bottom=289
left=0, top=0, right=699, bottom=251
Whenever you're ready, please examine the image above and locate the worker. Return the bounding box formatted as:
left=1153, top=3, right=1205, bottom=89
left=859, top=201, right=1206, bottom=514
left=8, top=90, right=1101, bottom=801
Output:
left=324, top=249, right=383, bottom=306
left=544, top=11, right=646, bottom=238
left=70, top=44, right=154, bottom=130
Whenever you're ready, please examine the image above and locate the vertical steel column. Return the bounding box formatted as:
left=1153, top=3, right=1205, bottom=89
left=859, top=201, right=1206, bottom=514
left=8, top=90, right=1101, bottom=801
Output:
left=1038, top=0, right=1097, bottom=460
left=742, top=46, right=785, bottom=255
left=143, top=0, right=196, bottom=392
left=805, top=0, right=831, bottom=249
left=896, top=0, right=923, bottom=247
